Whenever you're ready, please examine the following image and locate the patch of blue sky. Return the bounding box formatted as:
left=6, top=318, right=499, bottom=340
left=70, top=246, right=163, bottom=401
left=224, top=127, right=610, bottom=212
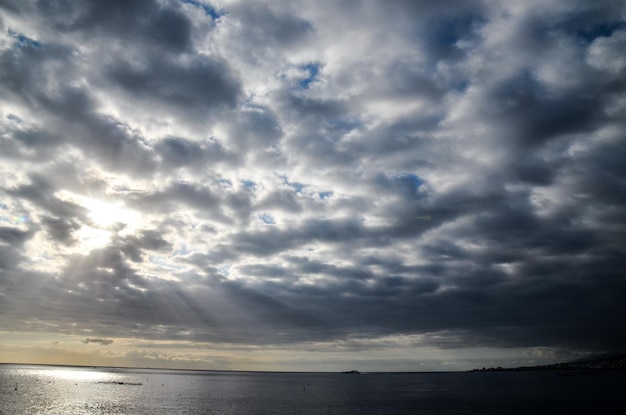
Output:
left=218, top=265, right=231, bottom=278
left=7, top=114, right=22, bottom=123
left=241, top=179, right=256, bottom=189
left=536, top=13, right=626, bottom=44
left=425, top=15, right=485, bottom=50
left=325, top=117, right=362, bottom=133
left=278, top=174, right=305, bottom=193
left=575, top=21, right=626, bottom=43
left=8, top=30, right=42, bottom=48
left=395, top=173, right=424, bottom=190
left=259, top=213, right=276, bottom=225
left=218, top=178, right=232, bottom=187
left=241, top=101, right=267, bottom=112
left=494, top=69, right=547, bottom=101
left=290, top=182, right=305, bottom=193
left=318, top=191, right=333, bottom=200
left=298, top=63, right=320, bottom=89
left=148, top=255, right=183, bottom=271
left=0, top=203, right=29, bottom=225
left=180, top=0, right=224, bottom=20
left=172, top=243, right=189, bottom=256
left=451, top=79, right=470, bottom=93
left=181, top=0, right=226, bottom=20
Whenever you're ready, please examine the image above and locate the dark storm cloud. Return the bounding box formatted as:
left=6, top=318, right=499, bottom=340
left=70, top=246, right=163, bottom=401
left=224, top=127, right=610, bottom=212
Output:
left=0, top=36, right=72, bottom=101
left=107, top=54, right=241, bottom=113
left=226, top=104, right=283, bottom=149
left=40, top=216, right=81, bottom=246
left=118, top=230, right=172, bottom=263
left=1, top=124, right=62, bottom=161
left=127, top=182, right=226, bottom=218
left=0, top=256, right=321, bottom=345
left=143, top=7, right=193, bottom=52
left=155, top=136, right=238, bottom=169
left=225, top=217, right=369, bottom=258
left=277, top=94, right=359, bottom=168
left=409, top=7, right=486, bottom=62
left=0, top=226, right=34, bottom=246
left=571, top=139, right=626, bottom=206
left=227, top=2, right=313, bottom=51
left=485, top=71, right=604, bottom=148
left=0, top=246, right=23, bottom=271
left=256, top=189, right=303, bottom=213
left=11, top=0, right=193, bottom=53
left=386, top=61, right=447, bottom=99
left=7, top=175, right=88, bottom=220
left=1, top=0, right=626, bottom=367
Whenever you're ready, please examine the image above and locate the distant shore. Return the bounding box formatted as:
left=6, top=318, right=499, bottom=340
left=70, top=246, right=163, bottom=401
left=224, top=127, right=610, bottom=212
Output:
left=471, top=353, right=626, bottom=372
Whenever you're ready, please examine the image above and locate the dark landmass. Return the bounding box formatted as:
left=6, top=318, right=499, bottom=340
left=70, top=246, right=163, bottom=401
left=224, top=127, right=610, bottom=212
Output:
left=471, top=353, right=626, bottom=372
left=341, top=370, right=361, bottom=374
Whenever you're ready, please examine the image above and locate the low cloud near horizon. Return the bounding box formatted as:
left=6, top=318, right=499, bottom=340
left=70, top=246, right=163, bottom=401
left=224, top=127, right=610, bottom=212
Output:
left=0, top=0, right=625, bottom=371
left=82, top=338, right=114, bottom=346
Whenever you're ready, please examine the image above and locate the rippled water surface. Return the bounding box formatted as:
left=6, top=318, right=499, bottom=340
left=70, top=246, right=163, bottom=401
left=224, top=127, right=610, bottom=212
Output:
left=1, top=364, right=625, bottom=414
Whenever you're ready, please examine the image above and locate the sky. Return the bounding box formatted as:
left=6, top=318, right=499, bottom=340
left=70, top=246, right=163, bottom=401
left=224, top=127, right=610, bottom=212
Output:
left=0, top=0, right=625, bottom=372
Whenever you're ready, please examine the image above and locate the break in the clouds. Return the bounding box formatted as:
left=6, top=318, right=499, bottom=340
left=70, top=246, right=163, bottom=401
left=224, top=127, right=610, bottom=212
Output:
left=0, top=0, right=625, bottom=371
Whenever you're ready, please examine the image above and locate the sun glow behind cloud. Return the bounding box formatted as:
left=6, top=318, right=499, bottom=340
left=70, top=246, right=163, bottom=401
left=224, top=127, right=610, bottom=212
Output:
left=57, top=192, right=144, bottom=251
left=83, top=198, right=140, bottom=230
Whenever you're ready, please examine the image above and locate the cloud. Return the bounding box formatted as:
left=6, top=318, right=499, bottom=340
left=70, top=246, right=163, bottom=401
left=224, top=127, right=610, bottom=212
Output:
left=82, top=338, right=114, bottom=346
left=1, top=0, right=625, bottom=370
left=106, top=54, right=241, bottom=114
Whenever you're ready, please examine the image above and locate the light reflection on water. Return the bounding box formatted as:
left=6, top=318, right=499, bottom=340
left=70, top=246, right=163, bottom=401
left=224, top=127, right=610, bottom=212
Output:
left=30, top=367, right=117, bottom=383
left=2, top=365, right=147, bottom=414
left=2, top=364, right=626, bottom=414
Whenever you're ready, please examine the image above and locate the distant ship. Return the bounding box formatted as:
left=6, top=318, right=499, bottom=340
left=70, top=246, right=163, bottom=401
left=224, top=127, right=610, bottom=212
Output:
left=341, top=370, right=361, bottom=374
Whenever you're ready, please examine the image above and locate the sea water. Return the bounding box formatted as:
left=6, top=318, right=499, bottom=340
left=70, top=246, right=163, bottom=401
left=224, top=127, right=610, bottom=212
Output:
left=1, top=364, right=624, bottom=414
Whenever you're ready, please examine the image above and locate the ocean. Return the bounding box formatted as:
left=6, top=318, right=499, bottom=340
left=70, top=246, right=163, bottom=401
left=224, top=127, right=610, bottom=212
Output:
left=1, top=364, right=624, bottom=414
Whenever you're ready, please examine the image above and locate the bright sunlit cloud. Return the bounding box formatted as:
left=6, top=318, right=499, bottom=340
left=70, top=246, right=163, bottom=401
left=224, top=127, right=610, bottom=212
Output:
left=75, top=225, right=113, bottom=251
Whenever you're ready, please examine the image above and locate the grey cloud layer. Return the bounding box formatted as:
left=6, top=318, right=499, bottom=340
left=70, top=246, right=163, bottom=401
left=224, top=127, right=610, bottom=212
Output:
left=1, top=0, right=625, bottom=362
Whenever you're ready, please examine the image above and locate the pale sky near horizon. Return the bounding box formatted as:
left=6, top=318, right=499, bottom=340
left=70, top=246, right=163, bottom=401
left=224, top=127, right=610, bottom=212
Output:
left=1, top=0, right=625, bottom=372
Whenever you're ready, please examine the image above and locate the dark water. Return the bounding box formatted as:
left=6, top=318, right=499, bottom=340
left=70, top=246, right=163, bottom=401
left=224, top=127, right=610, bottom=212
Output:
left=1, top=364, right=625, bottom=414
